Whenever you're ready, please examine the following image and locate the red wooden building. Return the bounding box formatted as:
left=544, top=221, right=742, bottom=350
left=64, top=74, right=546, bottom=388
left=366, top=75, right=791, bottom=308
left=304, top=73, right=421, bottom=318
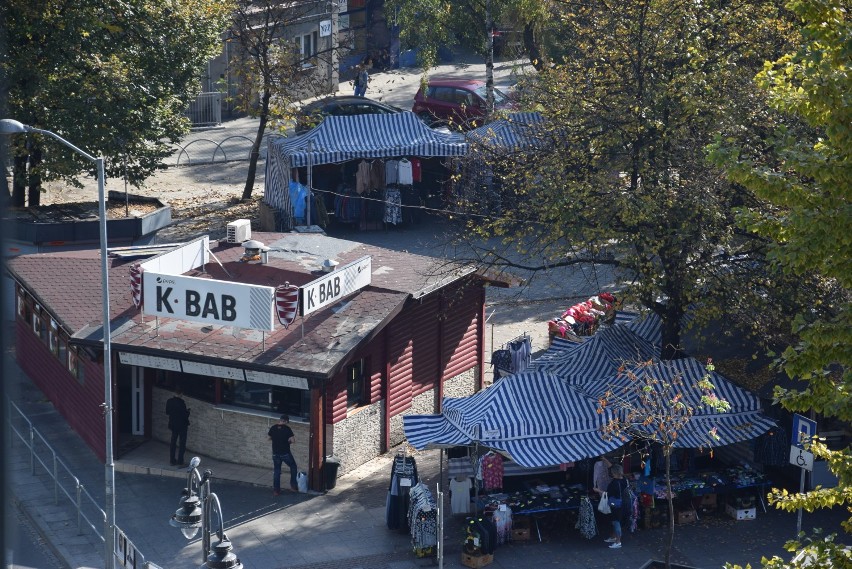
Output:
left=7, top=231, right=488, bottom=490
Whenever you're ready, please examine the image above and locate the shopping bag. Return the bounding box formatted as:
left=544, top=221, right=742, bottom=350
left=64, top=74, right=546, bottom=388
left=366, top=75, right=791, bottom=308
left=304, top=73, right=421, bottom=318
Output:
left=297, top=471, right=308, bottom=493
left=598, top=492, right=611, bottom=514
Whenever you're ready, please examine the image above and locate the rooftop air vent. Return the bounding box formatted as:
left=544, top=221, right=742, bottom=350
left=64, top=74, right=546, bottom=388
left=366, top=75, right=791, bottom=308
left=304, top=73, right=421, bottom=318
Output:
left=226, top=219, right=251, bottom=244
left=241, top=239, right=266, bottom=264
left=321, top=259, right=339, bottom=273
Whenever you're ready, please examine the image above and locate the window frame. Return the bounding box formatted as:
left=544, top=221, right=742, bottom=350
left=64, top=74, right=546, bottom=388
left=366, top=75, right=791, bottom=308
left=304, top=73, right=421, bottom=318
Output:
left=294, top=31, right=319, bottom=68
left=346, top=358, right=369, bottom=408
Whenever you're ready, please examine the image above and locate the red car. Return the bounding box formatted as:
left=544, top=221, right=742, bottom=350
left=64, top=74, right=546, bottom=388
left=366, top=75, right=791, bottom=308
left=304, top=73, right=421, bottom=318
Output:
left=411, top=78, right=514, bottom=129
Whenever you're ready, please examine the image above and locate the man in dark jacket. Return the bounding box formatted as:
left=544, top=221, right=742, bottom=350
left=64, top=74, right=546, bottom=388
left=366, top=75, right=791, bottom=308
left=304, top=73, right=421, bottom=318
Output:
left=166, top=388, right=190, bottom=467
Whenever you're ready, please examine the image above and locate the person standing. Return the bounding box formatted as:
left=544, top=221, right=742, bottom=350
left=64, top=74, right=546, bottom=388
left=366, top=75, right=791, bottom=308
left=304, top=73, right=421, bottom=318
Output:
left=604, top=463, right=629, bottom=549
left=165, top=388, right=190, bottom=467
left=268, top=414, right=298, bottom=496
left=355, top=60, right=370, bottom=97
left=592, top=455, right=612, bottom=496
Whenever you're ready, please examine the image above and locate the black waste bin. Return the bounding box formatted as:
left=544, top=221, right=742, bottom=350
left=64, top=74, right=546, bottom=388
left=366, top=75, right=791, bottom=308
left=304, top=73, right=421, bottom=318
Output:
left=324, top=456, right=341, bottom=490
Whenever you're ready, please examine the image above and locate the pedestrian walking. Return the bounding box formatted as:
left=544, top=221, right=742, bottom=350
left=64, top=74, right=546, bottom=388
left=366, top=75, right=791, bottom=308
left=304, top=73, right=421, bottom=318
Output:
left=268, top=414, right=298, bottom=496
left=355, top=59, right=370, bottom=97
left=165, top=387, right=190, bottom=467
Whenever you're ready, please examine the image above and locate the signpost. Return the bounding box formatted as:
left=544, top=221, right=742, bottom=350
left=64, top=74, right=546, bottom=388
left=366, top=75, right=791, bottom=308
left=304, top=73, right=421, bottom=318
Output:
left=790, top=414, right=817, bottom=535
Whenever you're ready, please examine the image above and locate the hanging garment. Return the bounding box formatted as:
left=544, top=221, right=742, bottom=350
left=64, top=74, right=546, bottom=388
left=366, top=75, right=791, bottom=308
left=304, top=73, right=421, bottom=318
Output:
left=508, top=336, right=532, bottom=373
left=449, top=477, right=472, bottom=515
left=754, top=429, right=788, bottom=466
left=386, top=455, right=418, bottom=530
left=356, top=161, right=371, bottom=195
left=410, top=158, right=422, bottom=182
left=385, top=159, right=400, bottom=185
left=575, top=495, right=597, bottom=539
left=491, top=349, right=512, bottom=373
left=487, top=506, right=513, bottom=545
left=408, top=482, right=438, bottom=556
left=370, top=160, right=386, bottom=191
left=384, top=187, right=402, bottom=225
left=398, top=158, right=413, bottom=185
left=480, top=452, right=504, bottom=490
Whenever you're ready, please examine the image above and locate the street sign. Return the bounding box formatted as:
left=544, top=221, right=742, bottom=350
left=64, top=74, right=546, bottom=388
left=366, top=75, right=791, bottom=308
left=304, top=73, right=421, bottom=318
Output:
left=792, top=414, right=817, bottom=448
left=789, top=445, right=814, bottom=472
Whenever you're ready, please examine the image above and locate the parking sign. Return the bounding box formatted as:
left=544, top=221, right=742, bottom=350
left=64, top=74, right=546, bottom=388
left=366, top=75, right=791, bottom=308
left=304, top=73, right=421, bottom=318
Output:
left=792, top=414, right=817, bottom=449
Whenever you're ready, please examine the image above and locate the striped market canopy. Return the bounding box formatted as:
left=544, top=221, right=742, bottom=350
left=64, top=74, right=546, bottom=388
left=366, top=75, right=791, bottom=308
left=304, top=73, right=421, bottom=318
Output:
left=580, top=356, right=775, bottom=448
left=532, top=323, right=660, bottom=385
left=403, top=370, right=622, bottom=467
left=465, top=112, right=546, bottom=150
left=271, top=111, right=468, bottom=168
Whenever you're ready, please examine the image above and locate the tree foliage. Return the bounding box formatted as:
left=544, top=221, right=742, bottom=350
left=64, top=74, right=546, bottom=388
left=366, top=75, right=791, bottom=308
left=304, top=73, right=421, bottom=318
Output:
left=710, top=1, right=851, bottom=566
left=598, top=359, right=730, bottom=569
left=456, top=0, right=803, bottom=358
left=2, top=0, right=231, bottom=206
left=229, top=0, right=336, bottom=200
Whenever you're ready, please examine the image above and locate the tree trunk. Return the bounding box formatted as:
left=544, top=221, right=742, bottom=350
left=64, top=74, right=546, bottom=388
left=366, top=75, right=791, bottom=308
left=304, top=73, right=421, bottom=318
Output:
left=241, top=90, right=271, bottom=202
left=522, top=23, right=546, bottom=72
left=660, top=300, right=684, bottom=360
left=27, top=145, right=42, bottom=207
left=485, top=0, right=494, bottom=114
left=665, top=449, right=674, bottom=569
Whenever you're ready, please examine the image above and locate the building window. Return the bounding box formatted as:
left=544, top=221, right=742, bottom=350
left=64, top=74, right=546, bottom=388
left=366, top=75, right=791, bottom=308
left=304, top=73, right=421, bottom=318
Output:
left=220, top=379, right=311, bottom=419
left=346, top=359, right=368, bottom=407
left=58, top=334, right=68, bottom=368
left=16, top=287, right=25, bottom=318
left=49, top=318, right=59, bottom=356
left=294, top=31, right=318, bottom=67
left=68, top=347, right=83, bottom=384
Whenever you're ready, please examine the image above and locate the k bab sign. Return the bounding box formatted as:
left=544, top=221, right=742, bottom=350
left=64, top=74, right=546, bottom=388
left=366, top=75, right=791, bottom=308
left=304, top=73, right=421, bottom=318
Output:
left=301, top=256, right=371, bottom=316
left=142, top=272, right=275, bottom=332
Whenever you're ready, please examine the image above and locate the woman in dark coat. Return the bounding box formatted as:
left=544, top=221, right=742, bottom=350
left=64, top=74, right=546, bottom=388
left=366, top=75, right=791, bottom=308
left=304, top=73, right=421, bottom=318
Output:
left=604, top=463, right=628, bottom=549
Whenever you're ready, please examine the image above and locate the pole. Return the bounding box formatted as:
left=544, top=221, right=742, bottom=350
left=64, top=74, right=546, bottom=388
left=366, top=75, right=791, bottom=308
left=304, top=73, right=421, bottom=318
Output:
left=796, top=467, right=805, bottom=535
left=306, top=139, right=313, bottom=227
left=97, top=157, right=117, bottom=569
left=202, top=475, right=212, bottom=562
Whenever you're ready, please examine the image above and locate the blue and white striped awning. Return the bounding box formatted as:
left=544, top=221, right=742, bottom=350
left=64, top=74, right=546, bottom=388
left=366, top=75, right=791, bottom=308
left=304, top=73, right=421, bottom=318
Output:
left=465, top=112, right=546, bottom=150
left=271, top=111, right=468, bottom=168
left=403, top=370, right=622, bottom=467
left=532, top=324, right=660, bottom=384
left=579, top=357, right=774, bottom=448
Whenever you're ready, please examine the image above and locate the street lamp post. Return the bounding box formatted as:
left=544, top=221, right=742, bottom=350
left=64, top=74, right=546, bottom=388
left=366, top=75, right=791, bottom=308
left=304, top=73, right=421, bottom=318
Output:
left=0, top=118, right=117, bottom=569
left=170, top=457, right=243, bottom=569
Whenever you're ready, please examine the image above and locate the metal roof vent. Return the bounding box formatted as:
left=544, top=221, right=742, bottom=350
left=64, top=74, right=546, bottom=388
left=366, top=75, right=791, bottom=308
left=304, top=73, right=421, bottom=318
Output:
left=241, top=239, right=267, bottom=264
left=321, top=259, right=339, bottom=273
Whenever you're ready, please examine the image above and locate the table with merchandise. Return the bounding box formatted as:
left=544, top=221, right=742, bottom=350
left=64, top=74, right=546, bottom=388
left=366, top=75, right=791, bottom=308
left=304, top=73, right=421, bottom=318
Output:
left=637, top=466, right=771, bottom=513
left=477, top=483, right=589, bottom=542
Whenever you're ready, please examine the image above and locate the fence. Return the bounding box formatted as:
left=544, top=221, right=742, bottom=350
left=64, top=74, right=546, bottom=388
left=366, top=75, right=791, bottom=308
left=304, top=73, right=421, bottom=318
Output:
left=7, top=399, right=155, bottom=569
left=186, top=92, right=223, bottom=128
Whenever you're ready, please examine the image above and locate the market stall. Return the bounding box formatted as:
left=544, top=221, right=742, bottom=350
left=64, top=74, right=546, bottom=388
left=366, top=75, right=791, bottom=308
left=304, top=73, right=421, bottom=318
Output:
left=264, top=112, right=468, bottom=231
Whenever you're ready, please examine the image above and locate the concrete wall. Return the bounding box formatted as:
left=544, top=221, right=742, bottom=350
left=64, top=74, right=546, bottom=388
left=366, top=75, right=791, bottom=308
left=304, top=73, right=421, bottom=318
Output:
left=152, top=387, right=309, bottom=472
left=327, top=400, right=384, bottom=475
left=443, top=366, right=478, bottom=399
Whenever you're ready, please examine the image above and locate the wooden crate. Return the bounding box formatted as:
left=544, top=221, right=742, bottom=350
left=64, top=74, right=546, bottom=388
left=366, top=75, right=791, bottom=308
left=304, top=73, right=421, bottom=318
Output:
left=511, top=517, right=531, bottom=541
left=462, top=552, right=494, bottom=568
left=676, top=509, right=697, bottom=525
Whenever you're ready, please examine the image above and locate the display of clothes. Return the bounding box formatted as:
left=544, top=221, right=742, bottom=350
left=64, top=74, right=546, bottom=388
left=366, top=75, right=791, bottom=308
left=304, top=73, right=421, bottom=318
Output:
left=463, top=516, right=497, bottom=555
left=477, top=451, right=504, bottom=490
left=355, top=160, right=372, bottom=195
left=509, top=335, right=532, bottom=374
left=483, top=503, right=513, bottom=545
left=574, top=495, right=597, bottom=539
left=449, top=476, right=473, bottom=515
left=407, top=482, right=438, bottom=557
left=384, top=187, right=402, bottom=225
left=398, top=158, right=413, bottom=185
left=386, top=454, right=418, bottom=530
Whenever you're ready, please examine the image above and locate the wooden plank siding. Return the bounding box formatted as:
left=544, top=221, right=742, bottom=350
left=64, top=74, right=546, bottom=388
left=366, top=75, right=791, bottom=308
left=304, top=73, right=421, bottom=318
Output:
left=15, top=319, right=110, bottom=462
left=440, top=284, right=481, bottom=382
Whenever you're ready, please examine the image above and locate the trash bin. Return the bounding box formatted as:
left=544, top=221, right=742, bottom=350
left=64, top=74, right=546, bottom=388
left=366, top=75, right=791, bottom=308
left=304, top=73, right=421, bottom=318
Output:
left=324, top=456, right=341, bottom=491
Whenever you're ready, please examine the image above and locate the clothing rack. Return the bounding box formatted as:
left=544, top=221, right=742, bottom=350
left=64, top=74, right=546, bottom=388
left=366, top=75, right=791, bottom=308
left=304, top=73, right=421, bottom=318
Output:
left=491, top=332, right=532, bottom=378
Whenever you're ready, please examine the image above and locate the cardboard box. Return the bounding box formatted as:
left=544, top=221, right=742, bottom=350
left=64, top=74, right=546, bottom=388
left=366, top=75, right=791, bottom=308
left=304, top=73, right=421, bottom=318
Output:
left=676, top=509, right=697, bottom=524
left=726, top=504, right=756, bottom=520
left=511, top=516, right=532, bottom=541
left=462, top=552, right=494, bottom=568
left=700, top=494, right=717, bottom=508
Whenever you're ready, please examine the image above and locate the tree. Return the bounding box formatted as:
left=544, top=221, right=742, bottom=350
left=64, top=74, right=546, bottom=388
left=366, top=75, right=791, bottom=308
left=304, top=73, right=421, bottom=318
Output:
left=229, top=0, right=338, bottom=201
left=709, top=0, right=851, bottom=566
left=453, top=0, right=805, bottom=358
left=1, top=0, right=231, bottom=207
left=598, top=359, right=730, bottom=569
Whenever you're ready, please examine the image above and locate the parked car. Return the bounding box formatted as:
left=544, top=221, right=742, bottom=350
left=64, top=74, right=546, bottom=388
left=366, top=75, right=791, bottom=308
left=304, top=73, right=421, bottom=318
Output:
left=295, top=96, right=403, bottom=134
left=411, top=78, right=515, bottom=130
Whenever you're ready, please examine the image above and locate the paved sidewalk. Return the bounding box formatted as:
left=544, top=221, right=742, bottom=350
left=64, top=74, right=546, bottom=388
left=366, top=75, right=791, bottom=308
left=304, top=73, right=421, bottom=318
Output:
left=6, top=352, right=848, bottom=569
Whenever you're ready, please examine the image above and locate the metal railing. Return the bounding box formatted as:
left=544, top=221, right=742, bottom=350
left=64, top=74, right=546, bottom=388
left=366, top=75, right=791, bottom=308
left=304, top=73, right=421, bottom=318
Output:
left=186, top=92, right=223, bottom=128
left=7, top=398, right=154, bottom=568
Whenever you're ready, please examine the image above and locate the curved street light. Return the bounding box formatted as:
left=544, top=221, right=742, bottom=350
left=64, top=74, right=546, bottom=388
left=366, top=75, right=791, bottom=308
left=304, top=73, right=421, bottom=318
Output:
left=0, top=118, right=116, bottom=569
left=170, top=457, right=243, bottom=569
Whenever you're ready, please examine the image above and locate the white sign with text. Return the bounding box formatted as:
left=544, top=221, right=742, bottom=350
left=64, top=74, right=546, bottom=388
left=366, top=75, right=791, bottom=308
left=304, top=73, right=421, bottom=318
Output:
left=301, top=256, right=371, bottom=316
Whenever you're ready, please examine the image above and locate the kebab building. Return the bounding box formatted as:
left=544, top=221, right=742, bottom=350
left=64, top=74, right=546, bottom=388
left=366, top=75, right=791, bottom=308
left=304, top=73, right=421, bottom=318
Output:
left=7, top=229, right=488, bottom=490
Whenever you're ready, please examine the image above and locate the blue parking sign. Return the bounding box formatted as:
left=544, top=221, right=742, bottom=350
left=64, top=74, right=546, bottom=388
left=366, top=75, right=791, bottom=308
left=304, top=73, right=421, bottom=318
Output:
left=792, top=414, right=817, bottom=449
